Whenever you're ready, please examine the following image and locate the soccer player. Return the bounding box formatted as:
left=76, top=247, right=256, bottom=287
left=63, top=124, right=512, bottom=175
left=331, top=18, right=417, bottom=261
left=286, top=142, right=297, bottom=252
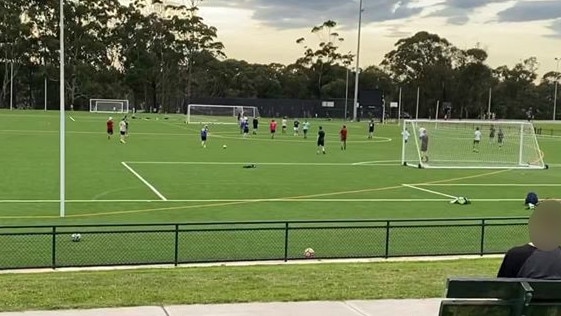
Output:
left=368, top=119, right=375, bottom=139
left=200, top=125, right=209, bottom=148
left=270, top=119, right=277, bottom=139
left=293, top=119, right=300, bottom=136
left=473, top=127, right=482, bottom=152
left=339, top=125, right=348, bottom=150
left=489, top=125, right=496, bottom=143
left=106, top=117, right=114, bottom=140
left=282, top=117, right=287, bottom=134
left=119, top=118, right=127, bottom=144
left=317, top=126, right=326, bottom=154
left=252, top=117, right=259, bottom=135
left=498, top=128, right=504, bottom=149
left=302, top=120, right=310, bottom=139
left=419, top=128, right=429, bottom=163
left=401, top=128, right=410, bottom=144
left=242, top=119, right=250, bottom=138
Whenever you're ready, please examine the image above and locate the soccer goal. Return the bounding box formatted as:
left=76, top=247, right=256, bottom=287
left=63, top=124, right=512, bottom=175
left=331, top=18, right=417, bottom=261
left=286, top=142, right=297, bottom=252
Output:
left=89, top=99, right=129, bottom=114
left=187, top=104, right=260, bottom=124
left=401, top=119, right=545, bottom=169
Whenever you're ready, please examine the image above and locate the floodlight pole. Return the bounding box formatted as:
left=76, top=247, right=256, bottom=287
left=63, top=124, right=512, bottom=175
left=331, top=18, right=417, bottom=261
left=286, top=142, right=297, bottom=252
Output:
left=352, top=0, right=363, bottom=121
left=554, top=58, right=560, bottom=121
left=398, top=87, right=402, bottom=126
left=344, top=67, right=349, bottom=120
left=9, top=62, right=13, bottom=110
left=59, top=0, right=66, bottom=217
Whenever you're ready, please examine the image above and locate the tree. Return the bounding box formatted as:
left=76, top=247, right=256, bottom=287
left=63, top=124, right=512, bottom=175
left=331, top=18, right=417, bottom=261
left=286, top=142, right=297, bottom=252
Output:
left=295, top=20, right=354, bottom=99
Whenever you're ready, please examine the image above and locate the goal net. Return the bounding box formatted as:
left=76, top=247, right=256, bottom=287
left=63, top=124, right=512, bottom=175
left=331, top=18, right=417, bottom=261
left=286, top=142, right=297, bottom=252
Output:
left=89, top=99, right=129, bottom=114
left=401, top=120, right=545, bottom=169
left=187, top=104, right=260, bottom=124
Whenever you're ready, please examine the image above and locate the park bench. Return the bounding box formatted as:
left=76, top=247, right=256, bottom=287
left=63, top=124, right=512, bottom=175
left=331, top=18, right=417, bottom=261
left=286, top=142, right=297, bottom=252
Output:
left=439, top=277, right=561, bottom=316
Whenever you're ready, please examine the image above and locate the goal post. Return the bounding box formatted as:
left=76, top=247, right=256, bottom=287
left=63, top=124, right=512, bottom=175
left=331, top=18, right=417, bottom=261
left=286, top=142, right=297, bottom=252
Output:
left=401, top=119, right=546, bottom=169
left=186, top=104, right=260, bottom=124
left=89, top=99, right=129, bottom=114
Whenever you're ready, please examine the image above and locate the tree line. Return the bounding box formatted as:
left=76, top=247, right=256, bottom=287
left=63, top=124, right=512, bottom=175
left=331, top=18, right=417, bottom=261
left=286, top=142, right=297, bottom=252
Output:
left=0, top=0, right=558, bottom=119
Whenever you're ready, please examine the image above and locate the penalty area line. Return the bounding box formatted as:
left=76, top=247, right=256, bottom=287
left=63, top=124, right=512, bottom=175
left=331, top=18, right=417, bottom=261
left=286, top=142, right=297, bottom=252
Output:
left=402, top=184, right=457, bottom=199
left=121, top=162, right=167, bottom=201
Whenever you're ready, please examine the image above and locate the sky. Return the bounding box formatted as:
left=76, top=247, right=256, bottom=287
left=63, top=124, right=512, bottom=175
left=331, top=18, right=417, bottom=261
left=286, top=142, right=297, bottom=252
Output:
left=183, top=0, right=561, bottom=76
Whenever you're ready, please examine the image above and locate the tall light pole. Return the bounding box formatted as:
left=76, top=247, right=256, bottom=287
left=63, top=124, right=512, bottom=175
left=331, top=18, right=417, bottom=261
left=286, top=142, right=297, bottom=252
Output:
left=344, top=67, right=349, bottom=120
left=352, top=0, right=363, bottom=121
left=554, top=57, right=560, bottom=121
left=59, top=0, right=66, bottom=217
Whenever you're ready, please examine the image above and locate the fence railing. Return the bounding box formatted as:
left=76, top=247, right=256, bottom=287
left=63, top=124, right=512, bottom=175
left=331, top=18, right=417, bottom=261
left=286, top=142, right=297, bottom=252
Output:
left=0, top=217, right=530, bottom=270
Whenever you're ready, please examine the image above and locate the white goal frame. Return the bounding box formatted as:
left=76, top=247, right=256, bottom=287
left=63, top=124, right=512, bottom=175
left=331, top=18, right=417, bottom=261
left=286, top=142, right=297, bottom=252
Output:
left=401, top=119, right=545, bottom=169
left=186, top=104, right=259, bottom=124
left=89, top=99, right=129, bottom=114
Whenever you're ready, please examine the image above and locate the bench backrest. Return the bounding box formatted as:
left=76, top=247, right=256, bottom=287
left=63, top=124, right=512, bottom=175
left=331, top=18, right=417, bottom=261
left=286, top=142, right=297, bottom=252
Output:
left=439, top=278, right=561, bottom=316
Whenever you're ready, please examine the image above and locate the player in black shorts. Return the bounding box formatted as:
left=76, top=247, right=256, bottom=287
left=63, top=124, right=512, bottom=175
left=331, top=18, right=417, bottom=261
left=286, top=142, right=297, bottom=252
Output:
left=316, top=126, right=326, bottom=154
left=368, top=120, right=375, bottom=139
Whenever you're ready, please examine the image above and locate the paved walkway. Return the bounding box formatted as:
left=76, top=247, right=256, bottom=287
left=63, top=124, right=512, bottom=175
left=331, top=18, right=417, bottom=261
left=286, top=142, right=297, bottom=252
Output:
left=0, top=299, right=443, bottom=316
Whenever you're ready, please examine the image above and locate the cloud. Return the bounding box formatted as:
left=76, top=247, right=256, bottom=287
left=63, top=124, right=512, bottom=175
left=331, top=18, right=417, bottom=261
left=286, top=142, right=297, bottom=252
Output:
left=429, top=0, right=511, bottom=25
left=200, top=0, right=424, bottom=29
left=547, top=18, right=561, bottom=38
left=497, top=1, right=561, bottom=22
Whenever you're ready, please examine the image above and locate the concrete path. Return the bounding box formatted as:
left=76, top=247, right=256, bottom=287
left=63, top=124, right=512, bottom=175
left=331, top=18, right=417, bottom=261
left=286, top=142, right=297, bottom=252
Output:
left=0, top=299, right=443, bottom=316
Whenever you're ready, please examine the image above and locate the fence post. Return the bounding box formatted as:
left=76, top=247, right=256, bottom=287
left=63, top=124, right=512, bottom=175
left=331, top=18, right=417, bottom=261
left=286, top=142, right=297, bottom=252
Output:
left=174, top=224, right=179, bottom=266
left=385, top=221, right=390, bottom=258
left=284, top=222, right=289, bottom=262
left=51, top=226, right=57, bottom=269
left=480, top=219, right=486, bottom=256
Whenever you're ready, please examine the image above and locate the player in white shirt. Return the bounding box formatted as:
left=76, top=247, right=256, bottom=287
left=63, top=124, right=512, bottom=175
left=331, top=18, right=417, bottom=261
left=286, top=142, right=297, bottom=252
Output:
left=473, top=127, right=482, bottom=152
left=281, top=117, right=287, bottom=134
left=119, top=119, right=127, bottom=144
left=401, top=128, right=410, bottom=143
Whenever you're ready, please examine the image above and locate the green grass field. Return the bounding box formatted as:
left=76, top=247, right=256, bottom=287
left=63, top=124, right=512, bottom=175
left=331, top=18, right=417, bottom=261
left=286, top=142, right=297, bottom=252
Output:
left=0, top=110, right=560, bottom=268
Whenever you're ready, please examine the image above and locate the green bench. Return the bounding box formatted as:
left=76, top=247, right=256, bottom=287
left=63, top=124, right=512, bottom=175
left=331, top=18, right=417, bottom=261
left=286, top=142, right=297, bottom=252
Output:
left=440, top=278, right=561, bottom=316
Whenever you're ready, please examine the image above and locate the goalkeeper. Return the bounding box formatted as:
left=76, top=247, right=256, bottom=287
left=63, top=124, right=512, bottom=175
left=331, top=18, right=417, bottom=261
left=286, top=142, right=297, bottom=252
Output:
left=419, top=128, right=429, bottom=163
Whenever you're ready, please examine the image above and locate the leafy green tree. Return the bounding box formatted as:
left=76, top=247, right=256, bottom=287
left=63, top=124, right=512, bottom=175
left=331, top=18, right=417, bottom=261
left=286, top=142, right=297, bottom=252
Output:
left=295, top=20, right=354, bottom=99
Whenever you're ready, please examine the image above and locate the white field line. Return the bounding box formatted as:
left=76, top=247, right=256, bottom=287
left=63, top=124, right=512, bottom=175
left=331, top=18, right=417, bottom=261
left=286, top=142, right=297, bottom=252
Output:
left=68, top=116, right=75, bottom=122
left=0, top=198, right=524, bottom=203
left=125, top=161, right=401, bottom=167
left=402, top=184, right=457, bottom=199
left=120, top=162, right=167, bottom=201
left=414, top=183, right=561, bottom=187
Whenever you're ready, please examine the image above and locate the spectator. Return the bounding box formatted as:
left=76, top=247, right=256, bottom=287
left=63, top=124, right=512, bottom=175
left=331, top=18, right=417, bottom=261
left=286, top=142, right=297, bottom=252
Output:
left=497, top=200, right=561, bottom=279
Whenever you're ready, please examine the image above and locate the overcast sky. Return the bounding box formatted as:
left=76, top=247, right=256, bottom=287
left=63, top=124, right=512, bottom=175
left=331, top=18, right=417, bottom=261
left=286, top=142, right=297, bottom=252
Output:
left=189, top=0, right=561, bottom=74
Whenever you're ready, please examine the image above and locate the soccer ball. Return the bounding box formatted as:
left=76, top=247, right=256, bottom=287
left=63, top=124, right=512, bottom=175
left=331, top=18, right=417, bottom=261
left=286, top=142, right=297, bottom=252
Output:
left=223, top=144, right=227, bottom=149
left=304, top=248, right=315, bottom=259
left=71, top=233, right=81, bottom=242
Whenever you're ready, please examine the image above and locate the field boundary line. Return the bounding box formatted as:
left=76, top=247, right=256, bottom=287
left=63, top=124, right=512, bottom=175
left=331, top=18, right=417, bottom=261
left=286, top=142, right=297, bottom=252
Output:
left=121, top=162, right=167, bottom=201
left=402, top=184, right=457, bottom=199
left=0, top=198, right=524, bottom=203
left=125, top=161, right=400, bottom=167
left=415, top=183, right=561, bottom=187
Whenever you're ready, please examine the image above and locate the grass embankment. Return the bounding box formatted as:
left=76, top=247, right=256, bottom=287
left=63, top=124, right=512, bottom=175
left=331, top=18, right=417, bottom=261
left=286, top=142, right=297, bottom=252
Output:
left=0, top=258, right=501, bottom=312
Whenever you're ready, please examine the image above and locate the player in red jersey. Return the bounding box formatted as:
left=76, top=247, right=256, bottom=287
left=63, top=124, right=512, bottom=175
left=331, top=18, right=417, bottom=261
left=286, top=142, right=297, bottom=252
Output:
left=106, top=117, right=114, bottom=140
left=340, top=125, right=348, bottom=150
left=270, top=119, right=277, bottom=139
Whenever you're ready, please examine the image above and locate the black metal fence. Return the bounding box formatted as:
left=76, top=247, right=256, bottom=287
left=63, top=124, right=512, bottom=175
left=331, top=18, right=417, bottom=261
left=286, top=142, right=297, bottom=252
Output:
left=0, top=217, right=530, bottom=270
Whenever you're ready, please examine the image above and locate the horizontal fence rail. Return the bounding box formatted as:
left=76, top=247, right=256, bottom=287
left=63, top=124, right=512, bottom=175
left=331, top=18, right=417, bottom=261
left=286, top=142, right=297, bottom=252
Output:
left=0, top=217, right=530, bottom=270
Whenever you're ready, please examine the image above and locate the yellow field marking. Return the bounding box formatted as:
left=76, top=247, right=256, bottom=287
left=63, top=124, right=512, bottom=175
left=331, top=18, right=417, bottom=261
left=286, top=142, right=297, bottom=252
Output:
left=0, top=165, right=515, bottom=219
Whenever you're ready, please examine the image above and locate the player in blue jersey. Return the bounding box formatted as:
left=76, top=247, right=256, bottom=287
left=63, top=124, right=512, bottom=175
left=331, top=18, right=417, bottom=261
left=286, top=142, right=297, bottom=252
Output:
left=200, top=125, right=209, bottom=148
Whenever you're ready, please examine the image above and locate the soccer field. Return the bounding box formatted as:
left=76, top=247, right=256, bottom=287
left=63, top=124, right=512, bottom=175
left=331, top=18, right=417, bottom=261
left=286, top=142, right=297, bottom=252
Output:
left=1, top=110, right=561, bottom=227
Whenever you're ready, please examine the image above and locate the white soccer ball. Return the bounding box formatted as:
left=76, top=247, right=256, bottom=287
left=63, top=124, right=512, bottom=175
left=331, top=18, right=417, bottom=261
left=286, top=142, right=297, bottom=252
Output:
left=304, top=248, right=315, bottom=258
left=223, top=144, right=227, bottom=149
left=71, top=233, right=81, bottom=242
